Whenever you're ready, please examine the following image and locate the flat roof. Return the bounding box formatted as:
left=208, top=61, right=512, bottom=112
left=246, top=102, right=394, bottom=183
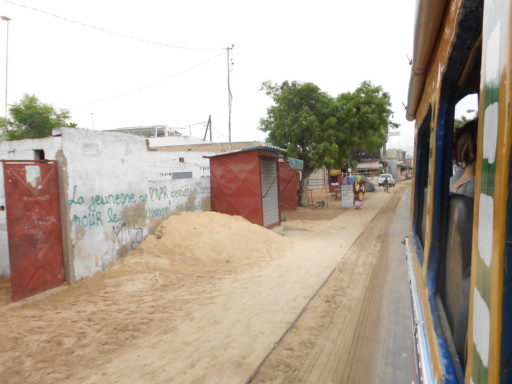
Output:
left=155, top=141, right=270, bottom=153
left=208, top=145, right=284, bottom=158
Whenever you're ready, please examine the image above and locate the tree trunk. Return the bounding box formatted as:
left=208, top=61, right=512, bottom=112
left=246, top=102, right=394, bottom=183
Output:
left=298, top=169, right=313, bottom=207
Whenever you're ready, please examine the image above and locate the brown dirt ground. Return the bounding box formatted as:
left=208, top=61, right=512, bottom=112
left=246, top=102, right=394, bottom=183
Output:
left=283, top=186, right=386, bottom=222
left=250, top=184, right=408, bottom=384
left=0, top=278, right=11, bottom=306
left=0, top=185, right=401, bottom=384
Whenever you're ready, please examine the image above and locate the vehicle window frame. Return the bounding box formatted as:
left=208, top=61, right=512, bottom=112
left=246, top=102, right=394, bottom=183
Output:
left=412, top=109, right=432, bottom=265
left=429, top=85, right=469, bottom=383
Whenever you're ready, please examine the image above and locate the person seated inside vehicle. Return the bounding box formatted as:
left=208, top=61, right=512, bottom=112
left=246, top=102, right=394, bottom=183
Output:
left=442, top=118, right=478, bottom=367
left=450, top=119, right=477, bottom=198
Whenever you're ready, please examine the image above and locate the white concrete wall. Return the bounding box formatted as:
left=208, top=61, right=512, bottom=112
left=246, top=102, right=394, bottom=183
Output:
left=308, top=168, right=328, bottom=190
left=146, top=151, right=211, bottom=179
left=59, top=129, right=212, bottom=282
left=0, top=129, right=212, bottom=280
left=0, top=136, right=63, bottom=277
left=0, top=136, right=62, bottom=161
left=146, top=135, right=208, bottom=148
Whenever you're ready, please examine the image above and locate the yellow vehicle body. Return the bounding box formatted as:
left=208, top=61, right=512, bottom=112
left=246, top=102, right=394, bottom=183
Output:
left=406, top=0, right=512, bottom=383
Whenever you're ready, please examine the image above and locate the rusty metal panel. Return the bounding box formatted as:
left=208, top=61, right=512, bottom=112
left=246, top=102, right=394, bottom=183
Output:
left=2, top=160, right=65, bottom=301
left=278, top=161, right=299, bottom=211
left=210, top=150, right=264, bottom=225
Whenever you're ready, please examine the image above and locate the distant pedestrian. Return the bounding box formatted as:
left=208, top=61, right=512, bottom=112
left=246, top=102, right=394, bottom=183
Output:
left=383, top=177, right=389, bottom=193
left=353, top=176, right=365, bottom=209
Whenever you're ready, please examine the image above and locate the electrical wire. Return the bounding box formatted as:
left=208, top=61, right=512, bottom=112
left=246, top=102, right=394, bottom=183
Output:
left=74, top=52, right=224, bottom=108
left=2, top=0, right=225, bottom=51
left=211, top=126, right=229, bottom=142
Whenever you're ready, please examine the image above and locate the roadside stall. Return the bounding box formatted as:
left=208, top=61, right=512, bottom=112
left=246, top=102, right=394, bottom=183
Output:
left=209, top=146, right=284, bottom=228
left=328, top=169, right=343, bottom=199
left=278, top=158, right=302, bottom=212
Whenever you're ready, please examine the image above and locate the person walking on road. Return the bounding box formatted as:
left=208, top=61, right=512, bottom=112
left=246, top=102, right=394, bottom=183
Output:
left=383, top=177, right=389, bottom=193
left=353, top=175, right=365, bottom=209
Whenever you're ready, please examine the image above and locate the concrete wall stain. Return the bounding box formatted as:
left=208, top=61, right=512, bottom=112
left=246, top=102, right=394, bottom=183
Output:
left=0, top=128, right=212, bottom=281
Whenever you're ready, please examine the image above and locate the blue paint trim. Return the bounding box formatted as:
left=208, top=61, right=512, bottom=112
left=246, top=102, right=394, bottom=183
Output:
left=426, top=89, right=463, bottom=383
left=413, top=234, right=425, bottom=266
left=413, top=130, right=424, bottom=264
left=412, top=112, right=432, bottom=266
left=428, top=292, right=459, bottom=383
left=501, top=154, right=512, bottom=383
left=426, top=90, right=448, bottom=293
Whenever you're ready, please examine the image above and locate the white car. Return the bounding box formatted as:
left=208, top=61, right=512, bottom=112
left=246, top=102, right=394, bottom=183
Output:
left=377, top=173, right=395, bottom=186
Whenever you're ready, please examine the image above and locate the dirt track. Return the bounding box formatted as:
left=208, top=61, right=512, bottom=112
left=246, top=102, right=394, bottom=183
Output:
left=0, top=185, right=409, bottom=384
left=251, top=183, right=414, bottom=384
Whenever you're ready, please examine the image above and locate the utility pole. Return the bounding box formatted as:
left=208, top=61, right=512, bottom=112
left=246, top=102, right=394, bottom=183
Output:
left=1, top=16, right=11, bottom=119
left=90, top=112, right=95, bottom=130
left=226, top=44, right=234, bottom=149
left=209, top=115, right=212, bottom=142
left=203, top=115, right=212, bottom=142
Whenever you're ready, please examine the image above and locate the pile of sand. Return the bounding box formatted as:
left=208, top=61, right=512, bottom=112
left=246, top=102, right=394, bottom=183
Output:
left=130, top=211, right=291, bottom=266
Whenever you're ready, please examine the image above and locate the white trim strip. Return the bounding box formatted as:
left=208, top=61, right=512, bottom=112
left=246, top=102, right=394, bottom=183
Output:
left=405, top=237, right=436, bottom=384
left=478, top=193, right=494, bottom=268
left=472, top=288, right=491, bottom=368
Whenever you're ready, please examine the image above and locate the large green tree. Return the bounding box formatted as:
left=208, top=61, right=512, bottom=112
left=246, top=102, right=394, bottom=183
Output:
left=1, top=94, right=76, bottom=140
left=259, top=81, right=338, bottom=206
left=333, top=81, right=397, bottom=168
left=260, top=80, right=397, bottom=205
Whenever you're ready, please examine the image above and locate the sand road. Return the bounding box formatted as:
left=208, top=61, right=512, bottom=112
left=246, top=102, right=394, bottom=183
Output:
left=251, top=184, right=415, bottom=384
left=0, top=185, right=404, bottom=383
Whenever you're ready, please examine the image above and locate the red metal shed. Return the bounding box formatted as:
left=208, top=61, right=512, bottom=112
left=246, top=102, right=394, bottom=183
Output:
left=209, top=146, right=283, bottom=228
left=278, top=161, right=299, bottom=211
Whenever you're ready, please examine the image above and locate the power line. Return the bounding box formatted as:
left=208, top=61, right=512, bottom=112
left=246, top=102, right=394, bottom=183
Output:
left=74, top=52, right=224, bottom=108
left=2, top=0, right=225, bottom=51
left=226, top=45, right=233, bottom=148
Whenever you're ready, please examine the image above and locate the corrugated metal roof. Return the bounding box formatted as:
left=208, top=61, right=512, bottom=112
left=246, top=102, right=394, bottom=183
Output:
left=287, top=157, right=303, bottom=170
left=208, top=145, right=284, bottom=158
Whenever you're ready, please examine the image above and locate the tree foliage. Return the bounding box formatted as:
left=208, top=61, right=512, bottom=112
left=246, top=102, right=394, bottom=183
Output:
left=1, top=94, right=76, bottom=141
left=333, top=81, right=397, bottom=167
left=454, top=114, right=476, bottom=129
left=259, top=80, right=396, bottom=204
left=455, top=108, right=477, bottom=129
left=260, top=81, right=338, bottom=171
left=259, top=81, right=338, bottom=204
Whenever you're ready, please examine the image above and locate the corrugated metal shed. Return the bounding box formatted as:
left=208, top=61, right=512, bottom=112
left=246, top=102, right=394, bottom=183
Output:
left=278, top=161, right=299, bottom=211
left=209, top=146, right=284, bottom=228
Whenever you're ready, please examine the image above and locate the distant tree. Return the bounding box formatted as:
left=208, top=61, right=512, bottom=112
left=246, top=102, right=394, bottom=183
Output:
left=260, top=80, right=397, bottom=205
left=259, top=81, right=338, bottom=206
left=454, top=115, right=473, bottom=129
left=453, top=109, right=478, bottom=128
left=333, top=81, right=397, bottom=168
left=1, top=94, right=76, bottom=140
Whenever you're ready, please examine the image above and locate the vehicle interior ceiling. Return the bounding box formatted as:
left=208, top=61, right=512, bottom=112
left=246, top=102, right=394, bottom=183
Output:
left=438, top=23, right=482, bottom=374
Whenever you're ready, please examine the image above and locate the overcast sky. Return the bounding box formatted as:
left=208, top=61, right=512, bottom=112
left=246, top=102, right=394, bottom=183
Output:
left=0, top=0, right=419, bottom=153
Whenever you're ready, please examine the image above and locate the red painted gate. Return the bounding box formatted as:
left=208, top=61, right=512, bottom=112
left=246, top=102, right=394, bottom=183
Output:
left=2, top=160, right=65, bottom=301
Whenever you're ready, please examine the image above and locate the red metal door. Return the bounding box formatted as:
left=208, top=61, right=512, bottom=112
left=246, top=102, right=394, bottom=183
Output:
left=278, top=161, right=299, bottom=211
left=2, top=160, right=65, bottom=301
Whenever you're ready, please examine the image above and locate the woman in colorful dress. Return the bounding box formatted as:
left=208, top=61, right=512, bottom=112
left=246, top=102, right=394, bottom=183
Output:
left=353, top=175, right=365, bottom=209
